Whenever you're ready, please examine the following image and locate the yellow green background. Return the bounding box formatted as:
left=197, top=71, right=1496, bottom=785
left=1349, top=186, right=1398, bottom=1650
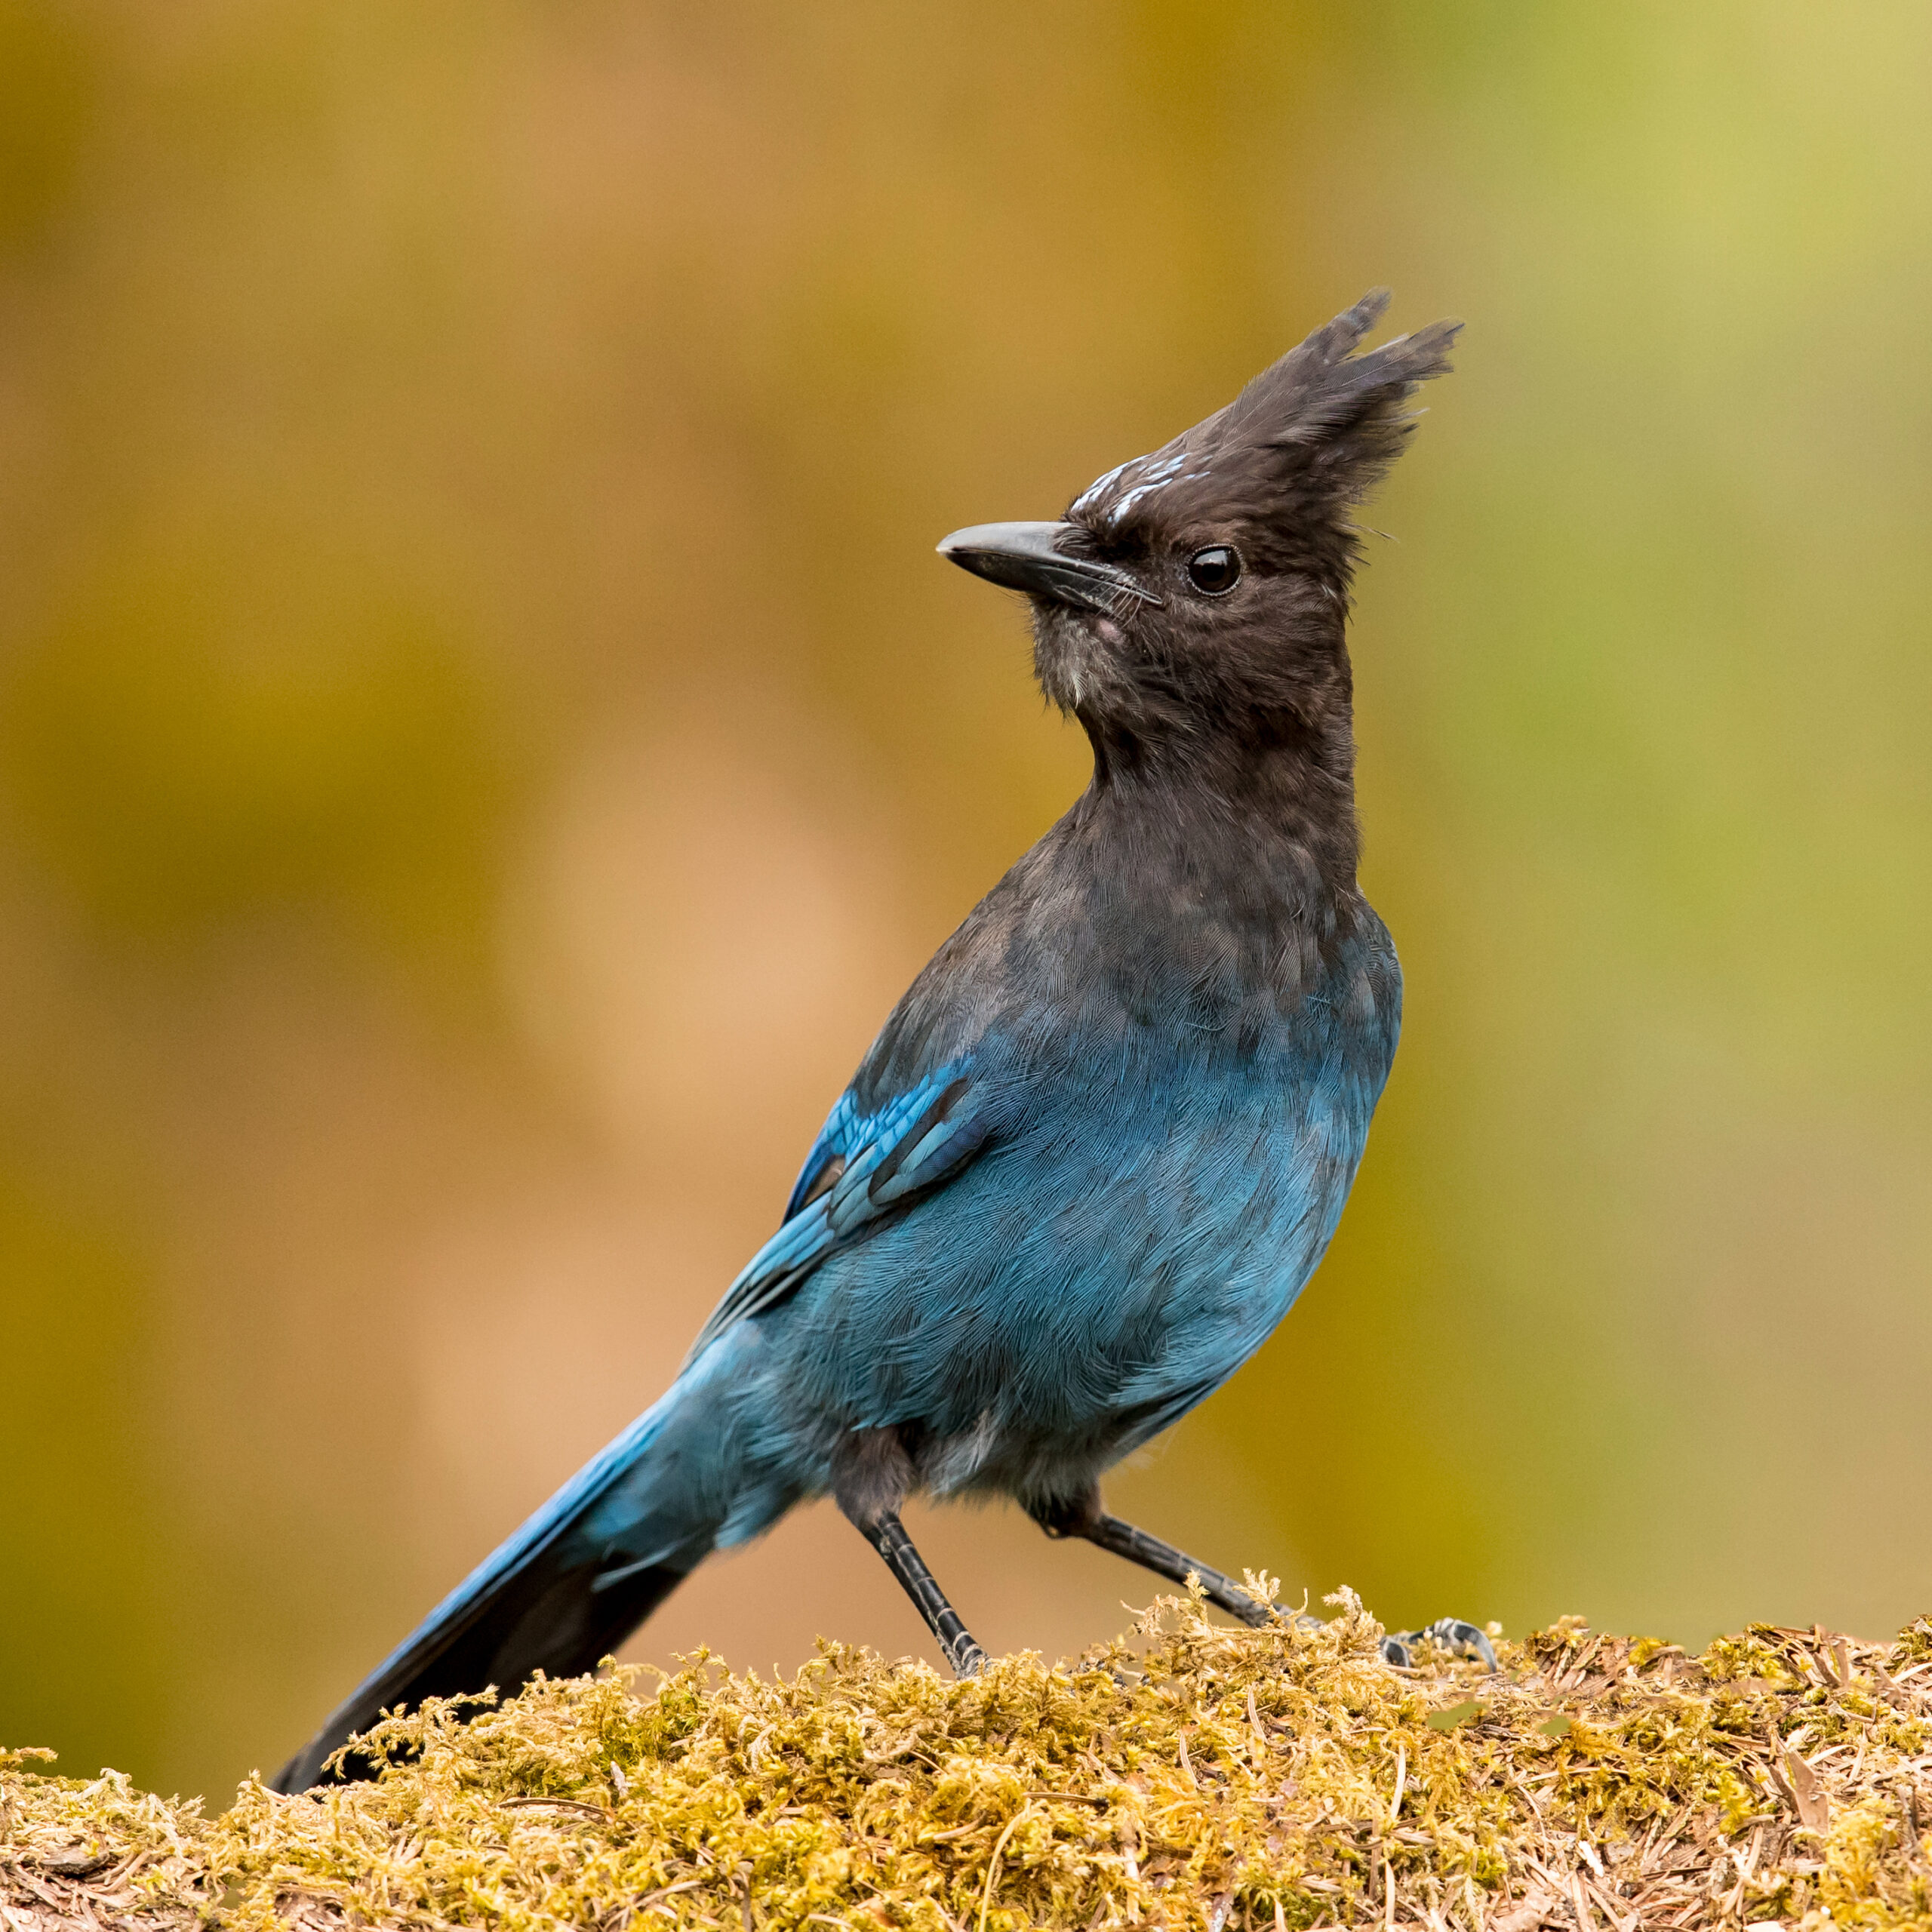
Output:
left=3, top=0, right=1928, bottom=1801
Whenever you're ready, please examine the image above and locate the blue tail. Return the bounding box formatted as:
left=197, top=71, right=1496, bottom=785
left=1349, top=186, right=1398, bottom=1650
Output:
left=273, top=1346, right=750, bottom=1792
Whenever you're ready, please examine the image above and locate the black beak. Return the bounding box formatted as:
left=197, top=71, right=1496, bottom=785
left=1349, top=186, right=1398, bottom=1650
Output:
left=937, top=521, right=1161, bottom=612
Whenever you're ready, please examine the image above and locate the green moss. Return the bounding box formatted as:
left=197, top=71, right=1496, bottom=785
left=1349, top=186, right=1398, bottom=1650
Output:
left=5, top=1587, right=1930, bottom=1930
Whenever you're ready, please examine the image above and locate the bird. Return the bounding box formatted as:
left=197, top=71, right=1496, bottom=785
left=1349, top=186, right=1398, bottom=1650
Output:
left=274, top=288, right=1491, bottom=1795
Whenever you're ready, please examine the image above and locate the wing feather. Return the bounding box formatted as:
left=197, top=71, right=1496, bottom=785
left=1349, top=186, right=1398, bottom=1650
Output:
left=681, top=1062, right=991, bottom=1365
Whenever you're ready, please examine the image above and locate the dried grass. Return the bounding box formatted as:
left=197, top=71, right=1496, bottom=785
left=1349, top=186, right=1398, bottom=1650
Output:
left=5, top=1586, right=1929, bottom=1932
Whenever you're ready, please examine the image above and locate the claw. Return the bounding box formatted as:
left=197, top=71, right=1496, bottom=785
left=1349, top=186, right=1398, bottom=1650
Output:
left=1386, top=1617, right=1497, bottom=1672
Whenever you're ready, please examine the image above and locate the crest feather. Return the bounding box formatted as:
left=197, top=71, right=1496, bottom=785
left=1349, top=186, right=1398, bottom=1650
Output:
left=1069, top=291, right=1460, bottom=571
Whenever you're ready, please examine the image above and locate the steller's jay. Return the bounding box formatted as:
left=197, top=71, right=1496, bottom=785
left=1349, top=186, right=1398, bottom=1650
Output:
left=275, top=289, right=1491, bottom=1794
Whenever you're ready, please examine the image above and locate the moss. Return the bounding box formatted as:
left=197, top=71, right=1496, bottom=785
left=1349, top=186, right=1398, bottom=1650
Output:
left=5, top=1585, right=1930, bottom=1930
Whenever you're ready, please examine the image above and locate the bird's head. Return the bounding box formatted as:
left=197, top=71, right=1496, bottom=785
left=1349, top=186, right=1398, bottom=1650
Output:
left=940, top=291, right=1457, bottom=780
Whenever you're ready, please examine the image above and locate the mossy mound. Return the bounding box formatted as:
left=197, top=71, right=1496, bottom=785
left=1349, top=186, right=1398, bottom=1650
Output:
left=5, top=1586, right=1930, bottom=1931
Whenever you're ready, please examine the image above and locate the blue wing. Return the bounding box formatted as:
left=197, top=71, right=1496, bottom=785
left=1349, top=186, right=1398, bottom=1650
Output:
left=681, top=1060, right=995, bottom=1366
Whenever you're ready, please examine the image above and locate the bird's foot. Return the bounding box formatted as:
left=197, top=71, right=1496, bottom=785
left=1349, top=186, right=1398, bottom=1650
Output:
left=1381, top=1617, right=1497, bottom=1671
left=946, top=1635, right=989, bottom=1678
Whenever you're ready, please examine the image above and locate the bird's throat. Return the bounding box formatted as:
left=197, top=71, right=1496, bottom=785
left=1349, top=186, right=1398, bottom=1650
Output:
left=1082, top=706, right=1361, bottom=903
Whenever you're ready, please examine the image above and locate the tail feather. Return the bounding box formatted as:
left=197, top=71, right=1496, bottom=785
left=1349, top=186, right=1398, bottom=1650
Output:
left=273, top=1381, right=724, bottom=1793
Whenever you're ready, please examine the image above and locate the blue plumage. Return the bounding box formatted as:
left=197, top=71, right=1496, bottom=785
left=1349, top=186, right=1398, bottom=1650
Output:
left=275, top=290, right=1481, bottom=1794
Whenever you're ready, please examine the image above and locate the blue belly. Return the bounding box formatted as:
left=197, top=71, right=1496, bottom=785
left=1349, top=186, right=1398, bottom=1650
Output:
left=750, top=1044, right=1379, bottom=1506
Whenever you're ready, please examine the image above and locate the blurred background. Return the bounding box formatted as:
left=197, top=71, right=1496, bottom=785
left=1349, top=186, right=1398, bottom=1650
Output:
left=2, top=0, right=1929, bottom=1802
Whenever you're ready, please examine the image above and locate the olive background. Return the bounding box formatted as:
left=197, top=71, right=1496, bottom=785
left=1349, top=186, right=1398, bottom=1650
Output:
left=3, top=0, right=1929, bottom=1801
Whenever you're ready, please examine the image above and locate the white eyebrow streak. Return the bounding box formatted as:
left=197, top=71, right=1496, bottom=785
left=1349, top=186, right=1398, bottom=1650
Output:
left=1070, top=459, right=1131, bottom=514
left=1099, top=451, right=1210, bottom=529
left=1071, top=445, right=1199, bottom=520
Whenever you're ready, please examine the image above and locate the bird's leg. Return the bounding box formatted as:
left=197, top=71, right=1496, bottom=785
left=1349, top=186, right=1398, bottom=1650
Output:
left=1029, top=1487, right=1299, bottom=1631
left=833, top=1426, right=988, bottom=1678
left=1031, top=1487, right=1497, bottom=1672
left=857, top=1510, right=989, bottom=1678
left=1380, top=1619, right=1498, bottom=1671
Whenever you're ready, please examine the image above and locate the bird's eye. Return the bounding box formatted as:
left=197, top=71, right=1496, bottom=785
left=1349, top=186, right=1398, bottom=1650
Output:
left=1186, top=546, right=1241, bottom=595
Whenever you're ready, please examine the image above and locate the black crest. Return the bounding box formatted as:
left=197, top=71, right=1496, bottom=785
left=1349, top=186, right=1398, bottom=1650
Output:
left=1068, top=290, right=1460, bottom=580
